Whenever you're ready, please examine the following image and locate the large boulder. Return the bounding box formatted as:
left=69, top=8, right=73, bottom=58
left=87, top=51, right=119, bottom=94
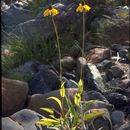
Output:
left=10, top=109, right=45, bottom=130
left=84, top=63, right=108, bottom=93
left=27, top=88, right=88, bottom=117
left=2, top=77, right=29, bottom=116
left=29, top=65, right=60, bottom=94
left=2, top=117, right=24, bottom=130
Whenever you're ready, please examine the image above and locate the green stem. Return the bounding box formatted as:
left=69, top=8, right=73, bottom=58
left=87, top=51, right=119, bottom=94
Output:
left=51, top=16, right=64, bottom=120
left=80, top=12, right=85, bottom=80
left=51, top=16, right=62, bottom=82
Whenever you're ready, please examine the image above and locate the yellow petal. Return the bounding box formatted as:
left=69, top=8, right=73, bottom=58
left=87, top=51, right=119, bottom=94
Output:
left=51, top=8, right=59, bottom=16
left=83, top=4, right=91, bottom=12
left=43, top=9, right=50, bottom=17
left=76, top=4, right=83, bottom=12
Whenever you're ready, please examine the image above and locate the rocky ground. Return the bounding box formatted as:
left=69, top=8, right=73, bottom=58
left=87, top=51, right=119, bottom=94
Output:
left=1, top=0, right=130, bottom=130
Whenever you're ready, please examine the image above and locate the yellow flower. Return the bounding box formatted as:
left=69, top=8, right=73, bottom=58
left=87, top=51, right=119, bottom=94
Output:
left=76, top=2, right=91, bottom=13
left=43, top=5, right=59, bottom=17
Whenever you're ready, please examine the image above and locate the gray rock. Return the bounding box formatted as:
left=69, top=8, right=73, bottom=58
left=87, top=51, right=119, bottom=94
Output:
left=62, top=72, right=76, bottom=80
left=122, top=79, right=130, bottom=88
left=62, top=77, right=78, bottom=88
left=2, top=117, right=24, bottom=130
left=76, top=57, right=87, bottom=79
left=53, top=56, right=76, bottom=72
left=29, top=65, right=60, bottom=94
left=111, top=111, right=125, bottom=126
left=11, top=109, right=45, bottom=130
left=119, top=49, right=129, bottom=59
left=111, top=44, right=129, bottom=52
left=118, top=122, right=130, bottom=130
left=106, top=79, right=126, bottom=89
left=84, top=63, right=108, bottom=93
left=106, top=65, right=124, bottom=79
left=2, top=4, right=34, bottom=31
left=2, top=77, right=29, bottom=116
left=105, top=92, right=128, bottom=109
left=85, top=100, right=113, bottom=111
left=96, top=59, right=114, bottom=72
left=89, top=110, right=112, bottom=130
left=87, top=90, right=109, bottom=103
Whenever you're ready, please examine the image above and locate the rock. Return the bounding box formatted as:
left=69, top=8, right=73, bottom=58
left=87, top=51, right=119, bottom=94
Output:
left=10, top=109, right=45, bottom=130
left=15, top=60, right=40, bottom=74
left=84, top=63, right=108, bottom=93
left=89, top=109, right=112, bottom=130
left=29, top=65, right=60, bottom=94
left=76, top=57, right=87, bottom=79
left=2, top=4, right=34, bottom=31
left=118, top=122, right=130, bottom=130
left=96, top=59, right=114, bottom=72
left=106, top=65, right=124, bottom=79
left=53, top=56, right=76, bottom=72
left=111, top=111, right=125, bottom=126
left=62, top=72, right=76, bottom=80
left=62, top=77, right=78, bottom=88
left=106, top=79, right=127, bottom=89
left=111, top=44, right=130, bottom=52
left=122, top=79, right=130, bottom=88
left=84, top=100, right=113, bottom=111
left=119, top=49, right=129, bottom=59
left=105, top=92, right=128, bottom=109
left=87, top=90, right=109, bottom=103
left=85, top=48, right=111, bottom=64
left=27, top=88, right=88, bottom=117
left=2, top=77, right=29, bottom=116
left=2, top=117, right=24, bottom=130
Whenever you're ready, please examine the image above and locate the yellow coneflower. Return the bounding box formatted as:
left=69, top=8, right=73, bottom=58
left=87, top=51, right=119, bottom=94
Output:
left=43, top=5, right=59, bottom=17
left=76, top=1, right=91, bottom=13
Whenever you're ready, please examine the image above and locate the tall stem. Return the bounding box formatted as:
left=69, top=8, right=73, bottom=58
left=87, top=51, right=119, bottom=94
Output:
left=80, top=12, right=85, bottom=80
left=51, top=16, right=62, bottom=82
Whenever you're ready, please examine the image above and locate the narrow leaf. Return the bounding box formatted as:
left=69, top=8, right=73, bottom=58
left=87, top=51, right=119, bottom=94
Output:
left=60, top=82, right=65, bottom=97
left=40, top=107, right=54, bottom=114
left=47, top=96, right=62, bottom=110
left=84, top=109, right=105, bottom=121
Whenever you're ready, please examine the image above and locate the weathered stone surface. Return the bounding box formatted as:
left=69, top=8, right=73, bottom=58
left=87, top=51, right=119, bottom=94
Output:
left=11, top=109, right=45, bottom=130
left=53, top=56, right=76, bottom=72
left=84, top=63, right=108, bottom=93
left=87, top=90, right=109, bottom=103
left=2, top=4, right=34, bottom=31
left=29, top=65, right=60, bottom=94
left=89, top=109, right=112, bottom=130
left=2, top=117, right=24, bottom=130
left=118, top=122, right=130, bottom=130
left=2, top=77, right=29, bottom=116
left=111, top=111, right=125, bottom=126
left=85, top=48, right=111, bottom=64
left=105, top=92, right=128, bottom=109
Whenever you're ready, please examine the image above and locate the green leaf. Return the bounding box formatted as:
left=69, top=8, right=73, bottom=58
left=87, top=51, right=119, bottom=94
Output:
left=40, top=107, right=54, bottom=114
left=47, top=96, right=62, bottom=110
left=74, top=92, right=81, bottom=106
left=78, top=79, right=83, bottom=94
left=83, top=109, right=105, bottom=121
left=60, top=82, right=65, bottom=97
left=36, top=118, right=59, bottom=126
